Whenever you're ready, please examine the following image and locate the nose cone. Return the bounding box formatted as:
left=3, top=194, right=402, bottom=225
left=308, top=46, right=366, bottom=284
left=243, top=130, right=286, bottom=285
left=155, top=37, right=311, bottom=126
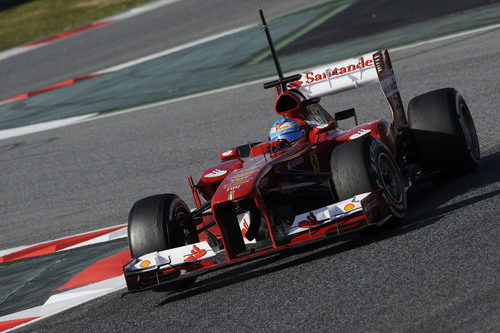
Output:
left=211, top=160, right=266, bottom=206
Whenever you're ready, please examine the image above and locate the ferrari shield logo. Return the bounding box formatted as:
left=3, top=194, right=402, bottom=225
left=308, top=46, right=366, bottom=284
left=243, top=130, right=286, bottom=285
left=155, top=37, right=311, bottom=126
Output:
left=309, top=152, right=320, bottom=172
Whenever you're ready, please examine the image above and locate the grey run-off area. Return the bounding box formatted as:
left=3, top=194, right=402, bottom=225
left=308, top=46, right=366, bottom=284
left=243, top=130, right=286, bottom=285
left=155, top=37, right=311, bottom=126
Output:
left=0, top=0, right=499, bottom=130
left=0, top=0, right=331, bottom=102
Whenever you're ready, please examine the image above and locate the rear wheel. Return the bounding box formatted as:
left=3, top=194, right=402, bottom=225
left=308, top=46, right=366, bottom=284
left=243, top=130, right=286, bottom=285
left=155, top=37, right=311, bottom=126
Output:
left=128, top=194, right=198, bottom=291
left=408, top=88, right=480, bottom=177
left=330, top=136, right=407, bottom=227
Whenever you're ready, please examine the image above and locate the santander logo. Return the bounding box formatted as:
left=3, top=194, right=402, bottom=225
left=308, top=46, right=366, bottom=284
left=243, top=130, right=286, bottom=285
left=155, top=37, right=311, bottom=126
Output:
left=184, top=245, right=207, bottom=262
left=287, top=56, right=374, bottom=89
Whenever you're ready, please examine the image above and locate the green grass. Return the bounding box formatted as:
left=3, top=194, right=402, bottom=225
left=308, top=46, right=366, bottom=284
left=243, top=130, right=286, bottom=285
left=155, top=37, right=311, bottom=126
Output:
left=0, top=0, right=155, bottom=51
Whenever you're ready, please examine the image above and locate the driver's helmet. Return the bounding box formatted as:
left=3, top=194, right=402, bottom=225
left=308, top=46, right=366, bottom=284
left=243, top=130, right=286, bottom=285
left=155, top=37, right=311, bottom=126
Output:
left=269, top=118, right=307, bottom=147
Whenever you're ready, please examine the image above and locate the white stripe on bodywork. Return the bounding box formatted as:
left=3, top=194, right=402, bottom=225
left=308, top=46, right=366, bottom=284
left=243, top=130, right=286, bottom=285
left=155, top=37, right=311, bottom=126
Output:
left=130, top=241, right=216, bottom=272
left=238, top=212, right=257, bottom=244
left=288, top=193, right=370, bottom=235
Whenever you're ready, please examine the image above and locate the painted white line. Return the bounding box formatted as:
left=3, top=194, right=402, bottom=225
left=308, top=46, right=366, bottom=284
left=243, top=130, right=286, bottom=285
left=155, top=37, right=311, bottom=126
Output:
left=109, top=0, right=182, bottom=21
left=85, top=78, right=271, bottom=122
left=68, top=21, right=500, bottom=121
left=0, top=246, right=31, bottom=257
left=0, top=114, right=98, bottom=141
left=63, top=228, right=128, bottom=251
left=1, top=276, right=126, bottom=332
left=0, top=223, right=126, bottom=257
left=0, top=42, right=43, bottom=62
left=391, top=21, right=500, bottom=52
left=85, top=21, right=500, bottom=123
left=1, top=21, right=499, bottom=142
left=43, top=275, right=125, bottom=309
left=0, top=0, right=185, bottom=62
left=93, top=24, right=255, bottom=75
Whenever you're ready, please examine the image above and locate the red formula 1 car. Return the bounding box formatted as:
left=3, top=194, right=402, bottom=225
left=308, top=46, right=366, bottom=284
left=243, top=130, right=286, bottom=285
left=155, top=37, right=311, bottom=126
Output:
left=122, top=11, right=480, bottom=293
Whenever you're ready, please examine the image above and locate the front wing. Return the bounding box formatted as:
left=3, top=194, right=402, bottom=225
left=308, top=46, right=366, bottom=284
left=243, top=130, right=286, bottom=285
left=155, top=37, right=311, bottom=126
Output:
left=123, top=189, right=391, bottom=293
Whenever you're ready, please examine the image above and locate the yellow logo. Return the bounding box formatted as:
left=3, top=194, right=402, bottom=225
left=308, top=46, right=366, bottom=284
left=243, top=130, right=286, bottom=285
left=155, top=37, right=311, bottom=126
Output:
left=309, top=152, right=320, bottom=172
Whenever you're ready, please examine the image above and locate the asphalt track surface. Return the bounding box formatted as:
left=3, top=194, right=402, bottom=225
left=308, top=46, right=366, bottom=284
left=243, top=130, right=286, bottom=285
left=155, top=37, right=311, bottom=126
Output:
left=1, top=26, right=498, bottom=330
left=0, top=0, right=330, bottom=101
left=1, top=0, right=499, bottom=331
left=279, top=0, right=499, bottom=56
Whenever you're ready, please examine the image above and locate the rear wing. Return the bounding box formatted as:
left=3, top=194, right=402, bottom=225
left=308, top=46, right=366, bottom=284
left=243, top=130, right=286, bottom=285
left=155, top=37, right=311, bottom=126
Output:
left=288, top=50, right=408, bottom=129
left=287, top=52, right=378, bottom=96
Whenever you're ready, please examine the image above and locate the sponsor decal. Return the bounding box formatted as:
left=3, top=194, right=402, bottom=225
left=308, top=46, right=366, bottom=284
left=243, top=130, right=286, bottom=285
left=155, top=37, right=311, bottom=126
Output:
left=287, top=57, right=374, bottom=89
left=241, top=218, right=249, bottom=239
left=287, top=80, right=303, bottom=89
left=231, top=169, right=256, bottom=180
left=225, top=185, right=240, bottom=192
left=349, top=129, right=371, bottom=140
left=288, top=156, right=304, bottom=170
left=140, top=260, right=151, bottom=268
left=205, top=169, right=227, bottom=178
left=223, top=179, right=250, bottom=189
left=344, top=203, right=355, bottom=211
left=223, top=168, right=259, bottom=188
left=221, top=150, right=234, bottom=157
left=183, top=245, right=207, bottom=262
left=309, top=152, right=320, bottom=172
left=298, top=212, right=323, bottom=228
left=369, top=139, right=378, bottom=186
left=228, top=190, right=235, bottom=200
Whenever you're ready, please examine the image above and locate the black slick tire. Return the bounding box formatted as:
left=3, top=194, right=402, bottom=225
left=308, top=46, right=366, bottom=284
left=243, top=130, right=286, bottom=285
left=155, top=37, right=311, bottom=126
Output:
left=127, top=193, right=198, bottom=291
left=330, top=136, right=407, bottom=224
left=408, top=88, right=480, bottom=176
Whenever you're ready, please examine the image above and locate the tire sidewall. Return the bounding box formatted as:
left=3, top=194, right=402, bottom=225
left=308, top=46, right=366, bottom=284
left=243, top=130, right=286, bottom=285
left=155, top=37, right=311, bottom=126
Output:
left=330, top=136, right=407, bottom=219
left=456, top=95, right=480, bottom=164
left=408, top=88, right=480, bottom=174
left=165, top=197, right=191, bottom=248
left=367, top=138, right=407, bottom=218
left=128, top=194, right=196, bottom=259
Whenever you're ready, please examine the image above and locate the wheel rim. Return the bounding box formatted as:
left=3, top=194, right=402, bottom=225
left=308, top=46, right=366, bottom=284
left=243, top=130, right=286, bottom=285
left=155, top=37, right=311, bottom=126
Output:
left=377, top=153, right=403, bottom=203
left=174, top=208, right=190, bottom=246
left=174, top=206, right=199, bottom=245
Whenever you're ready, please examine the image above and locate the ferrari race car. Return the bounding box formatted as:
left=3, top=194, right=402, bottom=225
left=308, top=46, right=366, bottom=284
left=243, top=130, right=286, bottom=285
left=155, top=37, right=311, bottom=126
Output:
left=122, top=12, right=480, bottom=294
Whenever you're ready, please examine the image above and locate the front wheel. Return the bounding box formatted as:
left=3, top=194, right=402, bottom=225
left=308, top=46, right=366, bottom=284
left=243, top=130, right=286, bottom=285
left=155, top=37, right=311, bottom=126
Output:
left=330, top=136, right=407, bottom=226
left=127, top=193, right=198, bottom=291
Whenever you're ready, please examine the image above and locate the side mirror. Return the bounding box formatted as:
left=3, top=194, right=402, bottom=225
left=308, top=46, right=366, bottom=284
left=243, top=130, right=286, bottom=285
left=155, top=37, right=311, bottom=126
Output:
left=219, top=148, right=240, bottom=161
left=313, top=121, right=337, bottom=135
